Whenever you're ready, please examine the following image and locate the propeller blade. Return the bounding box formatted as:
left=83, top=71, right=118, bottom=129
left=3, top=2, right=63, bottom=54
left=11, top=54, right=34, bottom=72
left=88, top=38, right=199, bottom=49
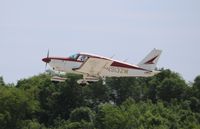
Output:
left=47, top=49, right=49, bottom=58
left=45, top=49, right=50, bottom=71
left=45, top=62, right=48, bottom=70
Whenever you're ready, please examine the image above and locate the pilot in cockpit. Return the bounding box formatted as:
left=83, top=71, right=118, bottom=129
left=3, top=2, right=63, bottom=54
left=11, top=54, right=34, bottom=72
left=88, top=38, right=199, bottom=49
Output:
left=78, top=55, right=88, bottom=62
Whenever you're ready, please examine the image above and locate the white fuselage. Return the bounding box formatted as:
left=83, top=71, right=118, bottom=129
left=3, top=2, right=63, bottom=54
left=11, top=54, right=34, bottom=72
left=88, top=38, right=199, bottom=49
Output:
left=48, top=59, right=155, bottom=77
left=42, top=49, right=162, bottom=84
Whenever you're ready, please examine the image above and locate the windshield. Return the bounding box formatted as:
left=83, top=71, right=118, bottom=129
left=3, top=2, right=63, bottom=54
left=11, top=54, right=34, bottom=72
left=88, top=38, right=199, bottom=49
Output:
left=69, top=53, right=79, bottom=60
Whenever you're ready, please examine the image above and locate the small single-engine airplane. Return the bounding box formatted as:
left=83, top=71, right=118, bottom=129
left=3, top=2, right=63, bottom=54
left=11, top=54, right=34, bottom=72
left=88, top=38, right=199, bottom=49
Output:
left=42, top=49, right=162, bottom=85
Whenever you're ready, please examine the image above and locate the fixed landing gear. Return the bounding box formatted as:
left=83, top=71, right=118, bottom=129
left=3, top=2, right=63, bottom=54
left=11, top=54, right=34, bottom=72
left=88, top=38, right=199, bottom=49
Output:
left=77, top=79, right=89, bottom=86
left=76, top=75, right=99, bottom=86
left=51, top=76, right=67, bottom=82
left=77, top=76, right=106, bottom=86
left=48, top=73, right=106, bottom=86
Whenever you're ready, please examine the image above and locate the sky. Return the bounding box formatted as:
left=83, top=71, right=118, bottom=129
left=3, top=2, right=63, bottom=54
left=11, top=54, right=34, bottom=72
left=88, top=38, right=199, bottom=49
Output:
left=0, top=0, right=200, bottom=83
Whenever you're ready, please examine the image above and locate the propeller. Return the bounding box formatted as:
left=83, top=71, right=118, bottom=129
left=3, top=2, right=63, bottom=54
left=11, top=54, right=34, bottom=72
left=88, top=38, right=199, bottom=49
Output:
left=45, top=49, right=50, bottom=70
left=42, top=49, right=51, bottom=71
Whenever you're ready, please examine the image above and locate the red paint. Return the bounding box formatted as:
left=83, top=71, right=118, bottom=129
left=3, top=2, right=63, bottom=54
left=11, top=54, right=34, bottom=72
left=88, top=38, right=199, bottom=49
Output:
left=145, top=56, right=158, bottom=64
left=42, top=58, right=51, bottom=63
left=42, top=53, right=151, bottom=72
left=111, top=61, right=149, bottom=71
left=42, top=57, right=83, bottom=63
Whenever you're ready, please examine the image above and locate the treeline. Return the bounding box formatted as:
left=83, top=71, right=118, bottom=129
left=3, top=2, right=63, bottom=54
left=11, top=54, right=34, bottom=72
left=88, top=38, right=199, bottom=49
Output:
left=0, top=69, right=200, bottom=129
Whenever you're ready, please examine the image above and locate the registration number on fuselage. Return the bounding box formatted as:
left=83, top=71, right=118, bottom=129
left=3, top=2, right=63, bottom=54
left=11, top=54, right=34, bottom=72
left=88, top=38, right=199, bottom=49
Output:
left=104, top=66, right=128, bottom=74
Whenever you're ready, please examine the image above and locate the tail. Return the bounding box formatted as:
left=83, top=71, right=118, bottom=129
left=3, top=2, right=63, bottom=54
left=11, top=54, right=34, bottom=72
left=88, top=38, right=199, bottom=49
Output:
left=138, top=49, right=162, bottom=71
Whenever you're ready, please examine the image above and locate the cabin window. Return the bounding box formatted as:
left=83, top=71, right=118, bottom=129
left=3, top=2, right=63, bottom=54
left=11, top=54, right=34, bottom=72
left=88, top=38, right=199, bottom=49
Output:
left=77, top=55, right=88, bottom=62
left=69, top=54, right=79, bottom=60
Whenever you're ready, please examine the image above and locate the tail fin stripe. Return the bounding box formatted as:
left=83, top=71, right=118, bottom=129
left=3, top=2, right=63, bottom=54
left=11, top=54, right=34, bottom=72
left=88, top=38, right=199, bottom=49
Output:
left=138, top=49, right=162, bottom=71
left=145, top=55, right=159, bottom=64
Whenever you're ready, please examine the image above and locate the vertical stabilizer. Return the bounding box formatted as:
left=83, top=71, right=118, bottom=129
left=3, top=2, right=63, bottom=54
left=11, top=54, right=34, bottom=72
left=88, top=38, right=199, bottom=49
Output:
left=138, top=49, right=162, bottom=71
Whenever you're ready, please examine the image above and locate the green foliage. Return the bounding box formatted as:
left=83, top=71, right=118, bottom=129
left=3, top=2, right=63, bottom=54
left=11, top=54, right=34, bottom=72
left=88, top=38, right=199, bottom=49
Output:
left=1, top=69, right=200, bottom=129
left=87, top=80, right=112, bottom=105
left=55, top=120, right=94, bottom=129
left=158, top=78, right=187, bottom=102
left=0, top=87, right=39, bottom=129
left=107, top=77, right=142, bottom=104
left=70, top=107, right=94, bottom=123
left=189, top=97, right=200, bottom=112
left=96, top=99, right=200, bottom=129
left=194, top=75, right=200, bottom=90
left=21, top=120, right=47, bottom=129
left=0, top=76, right=5, bottom=86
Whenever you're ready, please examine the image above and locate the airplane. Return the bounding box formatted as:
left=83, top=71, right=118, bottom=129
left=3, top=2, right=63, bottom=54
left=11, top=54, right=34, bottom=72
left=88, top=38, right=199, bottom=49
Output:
left=42, top=49, right=162, bottom=85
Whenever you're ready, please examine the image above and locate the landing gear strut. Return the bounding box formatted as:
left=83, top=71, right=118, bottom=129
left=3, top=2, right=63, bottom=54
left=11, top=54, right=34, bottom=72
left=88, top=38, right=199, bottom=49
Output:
left=77, top=76, right=106, bottom=86
left=77, top=79, right=89, bottom=86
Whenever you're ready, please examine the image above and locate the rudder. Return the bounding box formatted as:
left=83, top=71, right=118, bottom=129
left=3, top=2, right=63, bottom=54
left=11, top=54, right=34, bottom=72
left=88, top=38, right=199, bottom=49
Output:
left=138, top=49, right=162, bottom=71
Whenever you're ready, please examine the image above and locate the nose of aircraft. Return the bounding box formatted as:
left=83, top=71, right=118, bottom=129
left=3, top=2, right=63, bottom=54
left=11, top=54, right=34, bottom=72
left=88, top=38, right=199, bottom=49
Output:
left=42, top=57, right=51, bottom=63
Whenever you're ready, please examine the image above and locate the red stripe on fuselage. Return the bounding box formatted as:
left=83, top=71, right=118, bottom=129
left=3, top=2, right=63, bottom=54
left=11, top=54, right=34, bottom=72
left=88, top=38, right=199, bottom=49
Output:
left=44, top=57, right=83, bottom=63
left=43, top=54, right=150, bottom=72
left=111, top=61, right=150, bottom=71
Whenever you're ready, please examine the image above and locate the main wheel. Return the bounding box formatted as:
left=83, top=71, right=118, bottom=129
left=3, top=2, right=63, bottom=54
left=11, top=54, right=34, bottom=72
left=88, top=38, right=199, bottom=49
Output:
left=77, top=79, right=89, bottom=86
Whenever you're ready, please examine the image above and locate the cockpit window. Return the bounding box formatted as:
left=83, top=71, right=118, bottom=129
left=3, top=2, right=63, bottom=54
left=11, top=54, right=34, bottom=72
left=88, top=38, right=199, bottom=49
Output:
left=77, top=55, right=88, bottom=62
left=69, top=53, right=79, bottom=60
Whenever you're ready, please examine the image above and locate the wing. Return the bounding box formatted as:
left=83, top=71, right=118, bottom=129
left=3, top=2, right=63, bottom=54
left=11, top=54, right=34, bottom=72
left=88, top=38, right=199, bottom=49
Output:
left=73, top=57, right=113, bottom=76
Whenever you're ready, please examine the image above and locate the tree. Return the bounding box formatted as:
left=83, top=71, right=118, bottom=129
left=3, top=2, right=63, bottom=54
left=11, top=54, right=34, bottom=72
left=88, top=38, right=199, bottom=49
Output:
left=0, top=76, right=5, bottom=86
left=21, top=120, right=46, bottom=129
left=69, top=107, right=95, bottom=123
left=107, top=77, right=142, bottom=104
left=158, top=78, right=187, bottom=102
left=189, top=97, right=200, bottom=112
left=145, top=78, right=160, bottom=103
left=0, top=87, right=39, bottom=129
left=1, top=69, right=200, bottom=128
left=155, top=69, right=182, bottom=82
left=95, top=103, right=127, bottom=129
left=191, top=75, right=200, bottom=104
left=82, top=80, right=112, bottom=108
left=193, top=75, right=200, bottom=92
